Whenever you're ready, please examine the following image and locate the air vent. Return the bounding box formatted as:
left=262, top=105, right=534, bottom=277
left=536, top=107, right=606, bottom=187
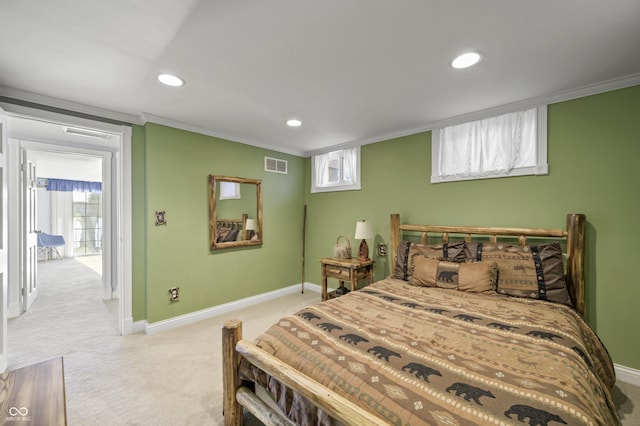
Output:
left=63, top=126, right=111, bottom=139
left=265, top=157, right=287, bottom=174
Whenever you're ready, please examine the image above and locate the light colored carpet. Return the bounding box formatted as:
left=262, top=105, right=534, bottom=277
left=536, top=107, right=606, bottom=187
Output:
left=8, top=257, right=318, bottom=425
left=7, top=258, right=640, bottom=425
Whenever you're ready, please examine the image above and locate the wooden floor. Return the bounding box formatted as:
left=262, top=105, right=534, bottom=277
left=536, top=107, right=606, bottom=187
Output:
left=0, top=357, right=67, bottom=425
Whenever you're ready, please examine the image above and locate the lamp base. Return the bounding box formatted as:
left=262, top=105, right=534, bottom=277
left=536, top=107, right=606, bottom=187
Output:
left=358, top=239, right=370, bottom=261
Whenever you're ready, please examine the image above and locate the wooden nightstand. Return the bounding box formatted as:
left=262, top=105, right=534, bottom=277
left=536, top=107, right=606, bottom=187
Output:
left=320, top=257, right=374, bottom=301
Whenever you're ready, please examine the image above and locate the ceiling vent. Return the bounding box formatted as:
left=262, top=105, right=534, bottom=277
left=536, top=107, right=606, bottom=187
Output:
left=63, top=126, right=111, bottom=139
left=265, top=156, right=287, bottom=174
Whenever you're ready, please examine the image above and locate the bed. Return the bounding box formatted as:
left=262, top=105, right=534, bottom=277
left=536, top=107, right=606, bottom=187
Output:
left=222, top=213, right=619, bottom=425
left=216, top=214, right=249, bottom=243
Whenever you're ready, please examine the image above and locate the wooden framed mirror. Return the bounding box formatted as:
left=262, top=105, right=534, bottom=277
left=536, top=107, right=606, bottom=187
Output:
left=209, top=175, right=263, bottom=250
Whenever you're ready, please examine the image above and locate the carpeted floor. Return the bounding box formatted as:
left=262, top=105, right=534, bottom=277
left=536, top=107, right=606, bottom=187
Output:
left=7, top=257, right=640, bottom=425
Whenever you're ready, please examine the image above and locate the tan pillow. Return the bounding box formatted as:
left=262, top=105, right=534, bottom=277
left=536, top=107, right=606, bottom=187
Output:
left=466, top=242, right=573, bottom=307
left=393, top=240, right=466, bottom=280
left=410, top=257, right=497, bottom=294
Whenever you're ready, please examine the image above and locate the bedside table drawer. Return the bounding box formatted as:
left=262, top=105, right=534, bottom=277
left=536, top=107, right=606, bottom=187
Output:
left=325, top=267, right=349, bottom=279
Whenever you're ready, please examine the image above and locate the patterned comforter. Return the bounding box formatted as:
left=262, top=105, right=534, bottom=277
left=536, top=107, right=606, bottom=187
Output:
left=244, top=278, right=619, bottom=425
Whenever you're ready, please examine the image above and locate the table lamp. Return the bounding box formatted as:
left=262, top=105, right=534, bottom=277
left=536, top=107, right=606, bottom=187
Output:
left=245, top=218, right=258, bottom=240
left=355, top=220, right=373, bottom=261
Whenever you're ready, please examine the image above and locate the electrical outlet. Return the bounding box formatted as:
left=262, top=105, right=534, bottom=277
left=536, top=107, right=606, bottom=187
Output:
left=377, top=243, right=387, bottom=256
left=169, top=287, right=180, bottom=302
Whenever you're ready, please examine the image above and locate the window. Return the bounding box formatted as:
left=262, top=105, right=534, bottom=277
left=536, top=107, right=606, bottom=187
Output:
left=219, top=181, right=241, bottom=200
left=311, top=146, right=361, bottom=193
left=73, top=191, right=102, bottom=255
left=431, top=106, right=548, bottom=183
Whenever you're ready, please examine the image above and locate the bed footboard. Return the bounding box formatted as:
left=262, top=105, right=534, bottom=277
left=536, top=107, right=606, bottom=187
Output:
left=222, top=320, right=381, bottom=426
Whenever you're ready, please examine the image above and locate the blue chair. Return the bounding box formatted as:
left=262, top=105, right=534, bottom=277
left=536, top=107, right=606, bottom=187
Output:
left=37, top=232, right=65, bottom=261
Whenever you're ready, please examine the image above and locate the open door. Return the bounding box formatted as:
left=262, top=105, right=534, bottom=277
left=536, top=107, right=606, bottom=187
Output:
left=21, top=149, right=38, bottom=312
left=0, top=109, right=9, bottom=371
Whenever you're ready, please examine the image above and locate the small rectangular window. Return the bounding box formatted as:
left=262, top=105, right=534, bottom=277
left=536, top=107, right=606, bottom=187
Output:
left=219, top=181, right=241, bottom=199
left=431, top=106, right=548, bottom=183
left=311, top=146, right=361, bottom=193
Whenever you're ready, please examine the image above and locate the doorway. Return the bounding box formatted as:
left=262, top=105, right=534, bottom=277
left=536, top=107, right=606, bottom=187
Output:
left=3, top=109, right=132, bottom=342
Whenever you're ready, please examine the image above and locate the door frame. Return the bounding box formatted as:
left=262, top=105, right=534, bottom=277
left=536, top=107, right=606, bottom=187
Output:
left=4, top=106, right=132, bottom=335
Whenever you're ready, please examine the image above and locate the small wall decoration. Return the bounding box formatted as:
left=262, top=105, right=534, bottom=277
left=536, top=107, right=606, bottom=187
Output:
left=155, top=210, right=167, bottom=226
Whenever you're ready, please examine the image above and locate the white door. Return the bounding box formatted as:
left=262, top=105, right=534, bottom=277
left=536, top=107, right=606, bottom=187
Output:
left=0, top=110, right=9, bottom=371
left=21, top=149, right=38, bottom=312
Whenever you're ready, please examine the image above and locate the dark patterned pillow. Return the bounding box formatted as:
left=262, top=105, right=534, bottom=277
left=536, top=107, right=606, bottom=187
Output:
left=410, top=257, right=497, bottom=294
left=392, top=240, right=466, bottom=280
left=217, top=226, right=232, bottom=243
left=225, top=227, right=240, bottom=242
left=466, top=242, right=573, bottom=306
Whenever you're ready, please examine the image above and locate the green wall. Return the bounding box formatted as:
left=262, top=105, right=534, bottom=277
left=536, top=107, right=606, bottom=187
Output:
left=130, top=85, right=640, bottom=370
left=303, top=85, right=640, bottom=369
left=139, top=123, right=305, bottom=323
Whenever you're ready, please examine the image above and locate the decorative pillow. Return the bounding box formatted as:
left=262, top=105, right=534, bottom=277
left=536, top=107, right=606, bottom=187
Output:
left=466, top=242, right=573, bottom=306
left=225, top=228, right=240, bottom=242
left=392, top=240, right=466, bottom=280
left=217, top=226, right=231, bottom=243
left=410, top=257, right=497, bottom=294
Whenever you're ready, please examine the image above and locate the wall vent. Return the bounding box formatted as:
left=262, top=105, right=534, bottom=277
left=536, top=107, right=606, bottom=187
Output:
left=63, top=126, right=111, bottom=139
left=265, top=157, right=288, bottom=174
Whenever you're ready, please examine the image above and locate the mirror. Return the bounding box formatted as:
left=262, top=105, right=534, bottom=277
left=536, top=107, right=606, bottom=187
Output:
left=209, top=175, right=263, bottom=250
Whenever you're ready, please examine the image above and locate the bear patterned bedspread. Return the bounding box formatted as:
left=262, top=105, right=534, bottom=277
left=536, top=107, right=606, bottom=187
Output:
left=244, top=278, right=619, bottom=426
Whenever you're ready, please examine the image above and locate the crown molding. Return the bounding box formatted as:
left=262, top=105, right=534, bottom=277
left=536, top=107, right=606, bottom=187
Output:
left=0, top=85, right=142, bottom=126
left=313, top=72, right=640, bottom=156
left=140, top=113, right=306, bottom=157
left=3, top=72, right=639, bottom=158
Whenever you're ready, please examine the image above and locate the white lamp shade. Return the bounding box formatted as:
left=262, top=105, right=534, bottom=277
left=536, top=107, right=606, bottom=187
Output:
left=245, top=218, right=257, bottom=231
left=355, top=220, right=373, bottom=239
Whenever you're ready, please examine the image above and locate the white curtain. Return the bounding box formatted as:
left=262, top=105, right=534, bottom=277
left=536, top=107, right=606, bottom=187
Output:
left=50, top=191, right=75, bottom=258
left=437, top=108, right=537, bottom=179
left=342, top=147, right=356, bottom=184
left=314, top=153, right=329, bottom=187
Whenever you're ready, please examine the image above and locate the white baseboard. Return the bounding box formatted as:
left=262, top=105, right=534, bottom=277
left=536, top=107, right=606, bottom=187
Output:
left=143, top=283, right=318, bottom=334
left=131, top=320, right=146, bottom=334
left=302, top=282, right=323, bottom=293
left=7, top=302, right=20, bottom=319
left=120, top=317, right=134, bottom=336
left=615, top=363, right=640, bottom=387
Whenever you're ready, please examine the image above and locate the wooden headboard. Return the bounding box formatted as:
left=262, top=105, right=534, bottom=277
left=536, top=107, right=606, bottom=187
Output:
left=389, top=213, right=587, bottom=316
left=216, top=213, right=248, bottom=241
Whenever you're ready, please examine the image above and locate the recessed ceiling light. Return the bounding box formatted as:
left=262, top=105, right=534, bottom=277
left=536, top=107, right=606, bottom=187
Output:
left=157, top=73, right=185, bottom=87
left=286, top=119, right=302, bottom=127
left=451, top=52, right=482, bottom=69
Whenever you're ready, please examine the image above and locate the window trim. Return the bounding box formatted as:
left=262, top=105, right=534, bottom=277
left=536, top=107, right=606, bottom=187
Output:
left=311, top=146, right=361, bottom=193
left=431, top=105, right=548, bottom=183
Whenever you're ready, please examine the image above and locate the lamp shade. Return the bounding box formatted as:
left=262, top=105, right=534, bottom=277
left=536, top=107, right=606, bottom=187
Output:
left=245, top=218, right=257, bottom=231
left=355, top=220, right=373, bottom=240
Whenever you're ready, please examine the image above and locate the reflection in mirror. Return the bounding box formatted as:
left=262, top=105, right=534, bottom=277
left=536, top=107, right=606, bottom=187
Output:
left=209, top=175, right=262, bottom=250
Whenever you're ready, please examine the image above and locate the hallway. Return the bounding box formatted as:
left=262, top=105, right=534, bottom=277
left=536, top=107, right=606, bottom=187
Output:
left=7, top=256, right=117, bottom=370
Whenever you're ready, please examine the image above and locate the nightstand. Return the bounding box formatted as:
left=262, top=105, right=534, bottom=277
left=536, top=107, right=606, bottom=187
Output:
left=320, top=257, right=374, bottom=301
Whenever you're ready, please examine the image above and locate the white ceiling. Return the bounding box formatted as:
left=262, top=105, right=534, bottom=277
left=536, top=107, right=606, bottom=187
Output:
left=1, top=1, right=640, bottom=156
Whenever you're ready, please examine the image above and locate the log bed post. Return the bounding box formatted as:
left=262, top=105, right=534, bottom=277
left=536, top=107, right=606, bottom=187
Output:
left=566, top=213, right=586, bottom=317
left=390, top=213, right=400, bottom=270
left=223, top=319, right=243, bottom=426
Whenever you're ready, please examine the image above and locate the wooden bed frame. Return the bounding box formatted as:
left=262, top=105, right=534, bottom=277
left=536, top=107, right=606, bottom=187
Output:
left=216, top=213, right=249, bottom=242
left=222, top=213, right=586, bottom=426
